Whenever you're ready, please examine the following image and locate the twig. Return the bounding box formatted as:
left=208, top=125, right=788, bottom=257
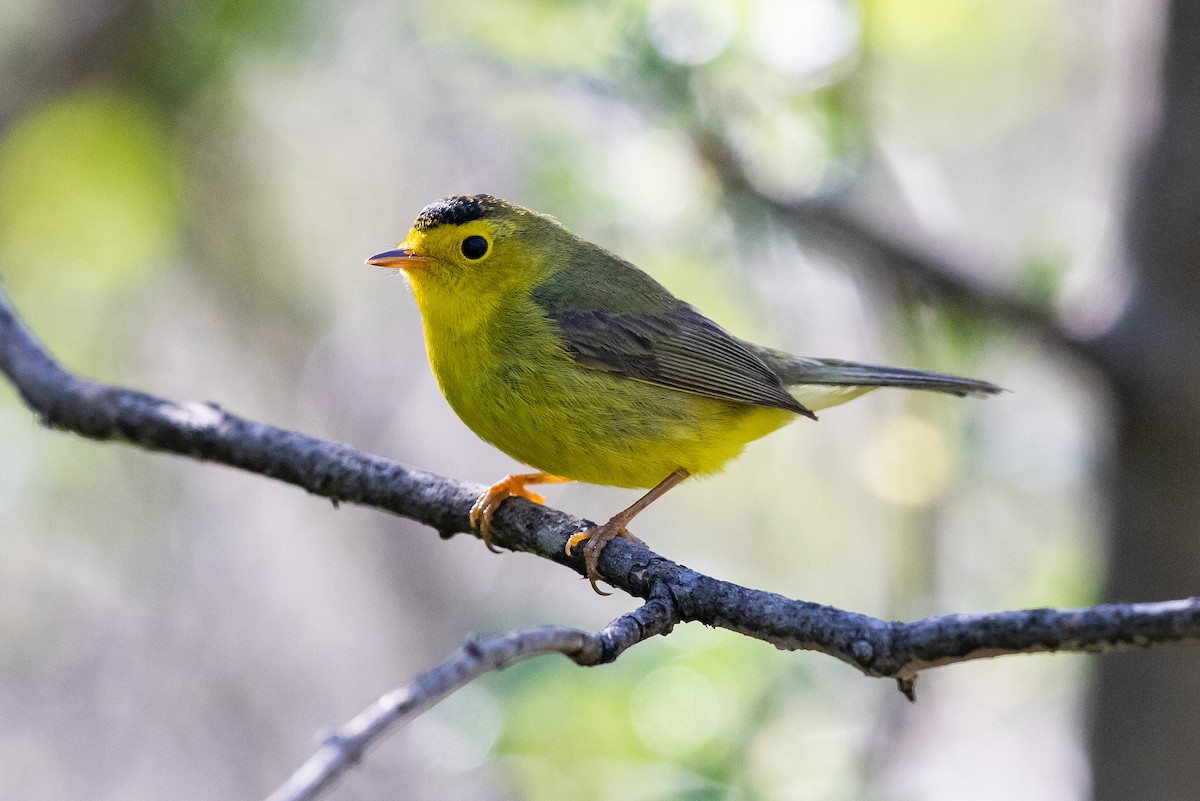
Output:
left=2, top=282, right=1199, bottom=688
left=266, top=598, right=674, bottom=801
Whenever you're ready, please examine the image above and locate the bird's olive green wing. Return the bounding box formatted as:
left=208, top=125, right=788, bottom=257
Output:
left=530, top=265, right=813, bottom=417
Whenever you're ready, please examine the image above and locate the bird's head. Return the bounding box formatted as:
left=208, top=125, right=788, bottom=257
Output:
left=368, top=194, right=563, bottom=321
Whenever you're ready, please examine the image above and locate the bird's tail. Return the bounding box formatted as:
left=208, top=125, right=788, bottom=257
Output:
left=750, top=346, right=1004, bottom=413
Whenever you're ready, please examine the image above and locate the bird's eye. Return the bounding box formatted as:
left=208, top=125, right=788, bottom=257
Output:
left=461, top=235, right=489, bottom=260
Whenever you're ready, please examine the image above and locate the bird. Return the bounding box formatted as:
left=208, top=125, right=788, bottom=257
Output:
left=369, top=194, right=1002, bottom=594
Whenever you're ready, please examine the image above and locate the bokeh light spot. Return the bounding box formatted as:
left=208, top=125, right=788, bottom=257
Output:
left=406, top=683, right=502, bottom=774
left=859, top=415, right=953, bottom=506
left=750, top=0, right=858, bottom=79
left=647, top=0, right=737, bottom=66
left=608, top=129, right=712, bottom=226
left=629, top=664, right=726, bottom=756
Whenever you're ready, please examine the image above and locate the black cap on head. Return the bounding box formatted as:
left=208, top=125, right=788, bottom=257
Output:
left=413, top=194, right=503, bottom=232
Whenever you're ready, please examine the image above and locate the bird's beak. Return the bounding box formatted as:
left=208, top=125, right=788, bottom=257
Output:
left=366, top=247, right=430, bottom=269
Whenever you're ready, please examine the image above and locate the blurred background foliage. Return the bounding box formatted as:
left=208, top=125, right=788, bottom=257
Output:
left=0, top=0, right=1169, bottom=799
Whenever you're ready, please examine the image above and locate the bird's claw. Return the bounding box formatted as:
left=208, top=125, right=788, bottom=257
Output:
left=470, top=474, right=556, bottom=553
left=565, top=522, right=647, bottom=595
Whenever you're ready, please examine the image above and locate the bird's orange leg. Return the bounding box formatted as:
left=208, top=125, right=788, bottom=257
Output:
left=566, top=467, right=690, bottom=595
left=471, top=472, right=571, bottom=553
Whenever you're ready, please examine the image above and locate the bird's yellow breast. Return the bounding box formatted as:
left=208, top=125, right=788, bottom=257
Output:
left=420, top=292, right=794, bottom=489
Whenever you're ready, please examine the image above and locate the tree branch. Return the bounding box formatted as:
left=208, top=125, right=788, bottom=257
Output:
left=265, top=599, right=674, bottom=801
left=690, top=133, right=1114, bottom=371
left=2, top=282, right=1199, bottom=693
left=0, top=0, right=139, bottom=135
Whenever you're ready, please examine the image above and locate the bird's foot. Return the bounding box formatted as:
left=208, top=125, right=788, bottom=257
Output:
left=470, top=472, right=568, bottom=553
left=565, top=521, right=647, bottom=595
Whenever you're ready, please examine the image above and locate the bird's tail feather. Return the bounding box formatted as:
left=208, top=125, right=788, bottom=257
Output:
left=751, top=347, right=1004, bottom=399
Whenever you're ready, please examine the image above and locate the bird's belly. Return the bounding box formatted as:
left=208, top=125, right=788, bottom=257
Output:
left=434, top=345, right=794, bottom=488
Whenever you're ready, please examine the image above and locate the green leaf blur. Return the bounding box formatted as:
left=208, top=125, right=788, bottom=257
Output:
left=0, top=89, right=181, bottom=292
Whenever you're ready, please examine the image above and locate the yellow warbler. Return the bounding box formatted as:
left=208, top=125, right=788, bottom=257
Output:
left=370, top=195, right=1000, bottom=593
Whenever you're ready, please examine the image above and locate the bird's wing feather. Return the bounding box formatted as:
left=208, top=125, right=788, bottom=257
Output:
left=535, top=298, right=813, bottom=417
